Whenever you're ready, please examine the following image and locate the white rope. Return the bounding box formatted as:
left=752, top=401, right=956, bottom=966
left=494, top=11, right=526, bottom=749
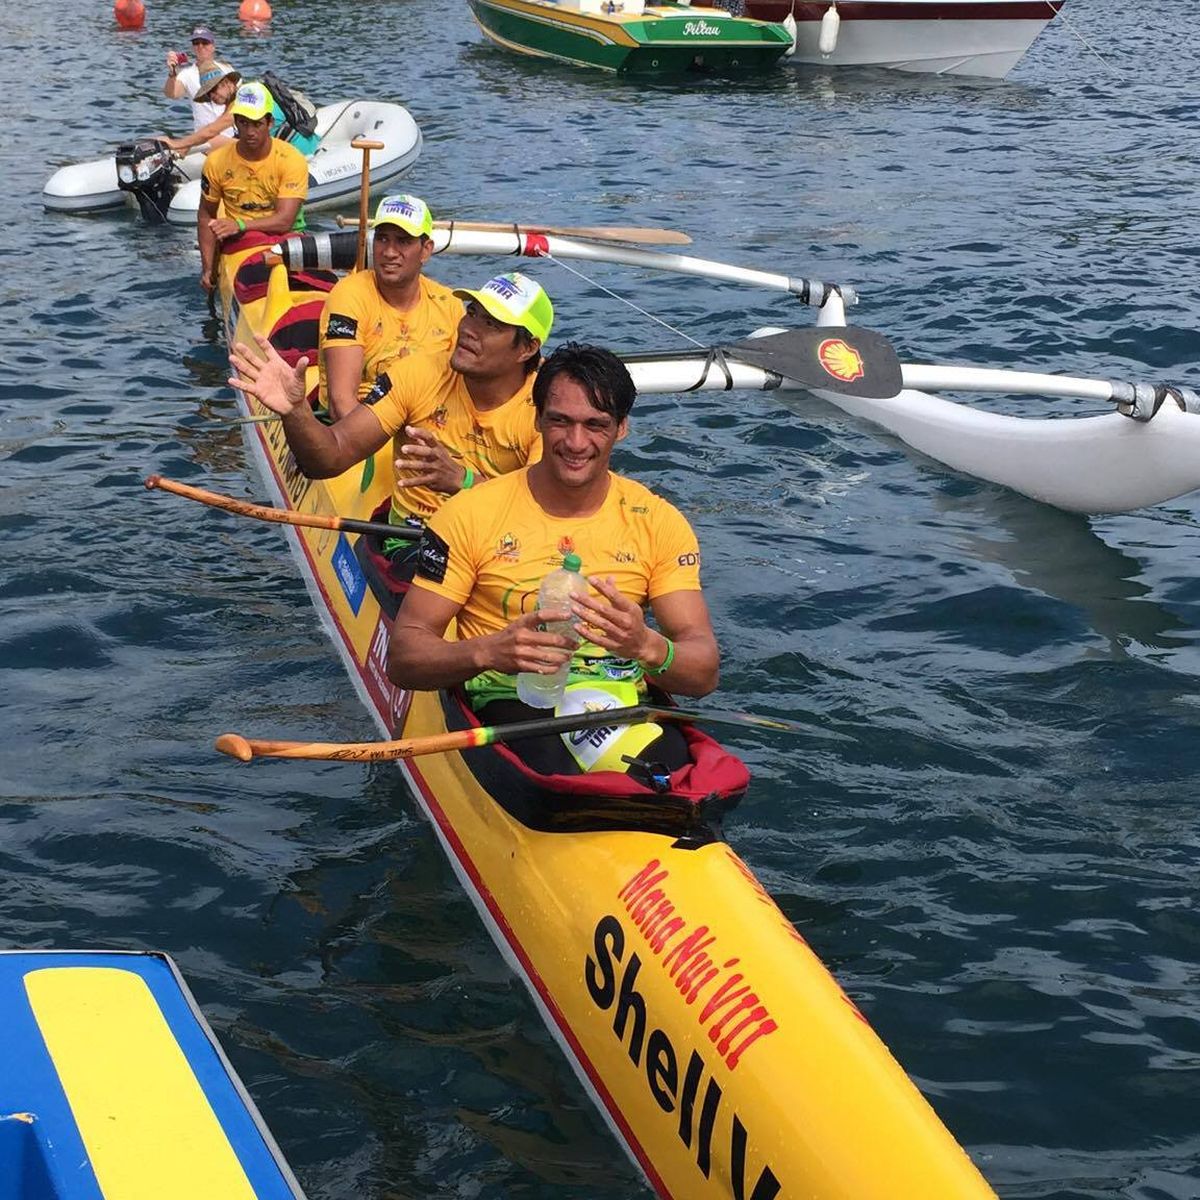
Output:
left=538, top=251, right=707, bottom=349
left=1044, top=0, right=1119, bottom=74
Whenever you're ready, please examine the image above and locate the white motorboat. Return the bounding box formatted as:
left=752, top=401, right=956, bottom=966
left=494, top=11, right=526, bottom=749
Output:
left=41, top=100, right=422, bottom=224
left=731, top=0, right=1064, bottom=77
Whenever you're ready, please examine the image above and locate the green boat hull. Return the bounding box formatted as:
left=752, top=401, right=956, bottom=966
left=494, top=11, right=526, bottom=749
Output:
left=468, top=0, right=792, bottom=75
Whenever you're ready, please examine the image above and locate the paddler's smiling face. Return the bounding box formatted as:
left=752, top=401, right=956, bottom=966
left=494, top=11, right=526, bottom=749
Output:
left=450, top=300, right=538, bottom=378
left=537, top=375, right=626, bottom=489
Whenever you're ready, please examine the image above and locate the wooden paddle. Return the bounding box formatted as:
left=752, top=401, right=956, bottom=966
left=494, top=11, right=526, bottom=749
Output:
left=145, top=475, right=397, bottom=538
left=336, top=214, right=692, bottom=246
left=350, top=137, right=385, bottom=271
left=216, top=703, right=811, bottom=763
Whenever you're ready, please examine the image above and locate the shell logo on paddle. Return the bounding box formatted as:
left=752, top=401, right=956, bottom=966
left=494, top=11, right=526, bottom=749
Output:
left=817, top=338, right=865, bottom=383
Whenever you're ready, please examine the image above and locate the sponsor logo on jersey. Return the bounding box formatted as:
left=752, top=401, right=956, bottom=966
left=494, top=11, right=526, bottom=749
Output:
left=325, top=313, right=358, bottom=341
left=362, top=371, right=391, bottom=407
left=416, top=527, right=449, bottom=583
left=495, top=533, right=520, bottom=563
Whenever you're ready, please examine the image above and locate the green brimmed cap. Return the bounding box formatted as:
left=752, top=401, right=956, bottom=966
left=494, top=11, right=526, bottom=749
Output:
left=372, top=194, right=434, bottom=238
left=453, top=272, right=553, bottom=343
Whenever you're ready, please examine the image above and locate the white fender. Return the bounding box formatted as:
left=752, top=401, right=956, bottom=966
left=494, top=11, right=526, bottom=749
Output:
left=782, top=11, right=798, bottom=56
left=818, top=2, right=840, bottom=57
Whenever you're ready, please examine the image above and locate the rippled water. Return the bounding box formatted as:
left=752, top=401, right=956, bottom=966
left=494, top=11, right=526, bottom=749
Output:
left=2, top=1, right=1199, bottom=1196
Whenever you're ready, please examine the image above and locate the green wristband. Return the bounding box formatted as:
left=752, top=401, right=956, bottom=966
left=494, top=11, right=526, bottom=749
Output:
left=644, top=637, right=675, bottom=677
left=235, top=217, right=246, bottom=232
left=461, top=466, right=475, bottom=490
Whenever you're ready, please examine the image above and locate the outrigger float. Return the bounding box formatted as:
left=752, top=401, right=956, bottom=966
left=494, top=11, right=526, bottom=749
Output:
left=0, top=950, right=303, bottom=1199
left=147, top=217, right=1188, bottom=1197
left=466, top=0, right=794, bottom=74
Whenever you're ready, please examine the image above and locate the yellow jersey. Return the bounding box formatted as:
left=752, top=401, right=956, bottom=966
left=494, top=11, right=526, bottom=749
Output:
left=370, top=356, right=541, bottom=524
left=200, top=138, right=308, bottom=227
left=411, top=468, right=702, bottom=705
left=317, top=271, right=462, bottom=405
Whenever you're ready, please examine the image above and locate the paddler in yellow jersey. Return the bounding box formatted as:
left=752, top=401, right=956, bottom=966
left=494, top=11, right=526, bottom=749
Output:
left=318, top=193, right=462, bottom=421
left=197, top=80, right=308, bottom=292
left=228, top=271, right=551, bottom=597
left=386, top=343, right=719, bottom=778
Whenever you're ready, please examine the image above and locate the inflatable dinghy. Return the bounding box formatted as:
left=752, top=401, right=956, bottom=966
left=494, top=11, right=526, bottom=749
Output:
left=42, top=100, right=421, bottom=224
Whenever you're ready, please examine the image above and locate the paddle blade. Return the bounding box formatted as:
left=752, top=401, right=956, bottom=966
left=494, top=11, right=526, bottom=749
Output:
left=725, top=327, right=903, bottom=399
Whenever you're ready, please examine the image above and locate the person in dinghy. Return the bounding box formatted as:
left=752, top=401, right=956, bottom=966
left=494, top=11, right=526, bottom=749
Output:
left=171, top=70, right=320, bottom=160
left=228, top=272, right=552, bottom=609
left=197, top=80, right=308, bottom=291
left=162, top=25, right=230, bottom=132
left=162, top=66, right=240, bottom=156
left=386, top=342, right=719, bottom=778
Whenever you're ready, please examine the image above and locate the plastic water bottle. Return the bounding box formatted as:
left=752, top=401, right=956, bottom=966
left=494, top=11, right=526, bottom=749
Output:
left=516, top=552, right=587, bottom=709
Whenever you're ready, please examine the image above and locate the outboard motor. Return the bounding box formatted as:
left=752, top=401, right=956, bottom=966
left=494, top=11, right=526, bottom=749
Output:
left=114, top=138, right=177, bottom=223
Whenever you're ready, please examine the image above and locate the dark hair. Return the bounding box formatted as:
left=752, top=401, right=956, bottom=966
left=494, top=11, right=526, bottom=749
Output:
left=531, top=342, right=636, bottom=419
left=513, top=325, right=540, bottom=376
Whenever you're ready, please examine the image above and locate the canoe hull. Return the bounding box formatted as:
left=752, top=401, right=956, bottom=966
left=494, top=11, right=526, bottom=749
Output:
left=741, top=0, right=1063, bottom=76
left=468, top=0, right=792, bottom=74
left=213, top=247, right=997, bottom=1198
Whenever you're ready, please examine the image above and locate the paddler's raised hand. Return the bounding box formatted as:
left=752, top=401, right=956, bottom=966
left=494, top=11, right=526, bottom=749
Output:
left=228, top=332, right=309, bottom=416
left=572, top=575, right=652, bottom=662
left=480, top=610, right=576, bottom=676
left=394, top=425, right=469, bottom=494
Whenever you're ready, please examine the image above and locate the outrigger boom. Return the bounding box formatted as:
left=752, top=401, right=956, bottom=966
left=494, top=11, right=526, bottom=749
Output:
left=278, top=226, right=856, bottom=309
left=269, top=224, right=1200, bottom=514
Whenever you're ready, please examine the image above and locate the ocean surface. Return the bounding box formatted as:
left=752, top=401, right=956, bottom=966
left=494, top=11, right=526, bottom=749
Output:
left=2, top=0, right=1199, bottom=1196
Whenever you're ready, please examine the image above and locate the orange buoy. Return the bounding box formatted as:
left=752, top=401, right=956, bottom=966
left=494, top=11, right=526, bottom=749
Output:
left=114, top=0, right=146, bottom=29
left=238, top=0, right=272, bottom=22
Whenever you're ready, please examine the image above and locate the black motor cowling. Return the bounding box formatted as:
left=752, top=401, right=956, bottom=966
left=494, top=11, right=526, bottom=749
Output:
left=115, top=138, right=177, bottom=223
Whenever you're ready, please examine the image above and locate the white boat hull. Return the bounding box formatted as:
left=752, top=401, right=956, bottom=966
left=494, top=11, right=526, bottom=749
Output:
left=41, top=100, right=422, bottom=222
left=740, top=0, right=1062, bottom=77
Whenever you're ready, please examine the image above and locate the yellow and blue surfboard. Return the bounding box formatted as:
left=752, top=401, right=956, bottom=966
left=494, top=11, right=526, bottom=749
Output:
left=0, top=950, right=304, bottom=1200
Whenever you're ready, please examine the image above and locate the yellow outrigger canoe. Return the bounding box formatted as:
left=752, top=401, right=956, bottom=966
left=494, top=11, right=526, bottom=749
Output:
left=187, top=234, right=1000, bottom=1199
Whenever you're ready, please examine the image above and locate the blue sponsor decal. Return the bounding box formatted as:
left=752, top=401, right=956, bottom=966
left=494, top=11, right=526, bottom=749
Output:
left=332, top=533, right=367, bottom=615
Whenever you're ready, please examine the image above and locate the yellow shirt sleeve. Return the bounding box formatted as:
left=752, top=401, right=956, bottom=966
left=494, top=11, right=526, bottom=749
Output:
left=319, top=273, right=370, bottom=347
left=276, top=143, right=309, bottom=198
left=647, top=497, right=702, bottom=598
left=411, top=492, right=478, bottom=607
left=199, top=147, right=226, bottom=207
left=370, top=354, right=440, bottom=438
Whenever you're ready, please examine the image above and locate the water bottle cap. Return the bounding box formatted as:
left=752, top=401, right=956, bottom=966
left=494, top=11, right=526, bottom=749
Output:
left=562, top=552, right=582, bottom=572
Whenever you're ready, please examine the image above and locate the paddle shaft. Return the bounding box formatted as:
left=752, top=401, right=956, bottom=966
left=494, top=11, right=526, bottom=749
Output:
left=350, top=138, right=384, bottom=272
left=335, top=214, right=692, bottom=246
left=216, top=702, right=810, bottom=763
left=144, top=475, right=398, bottom=538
